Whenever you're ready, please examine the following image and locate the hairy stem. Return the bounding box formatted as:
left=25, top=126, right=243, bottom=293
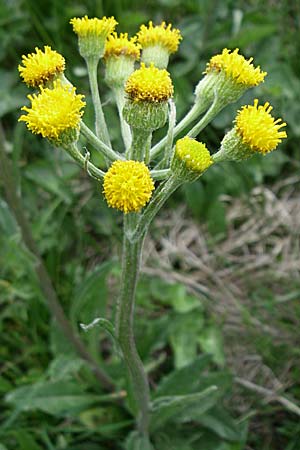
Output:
left=80, top=121, right=125, bottom=162
left=0, top=125, right=113, bottom=391
left=126, top=128, right=152, bottom=162
left=150, top=100, right=205, bottom=160
left=130, top=175, right=182, bottom=242
left=86, top=57, right=111, bottom=147
left=65, top=143, right=105, bottom=180
left=114, top=87, right=132, bottom=151
left=115, top=214, right=150, bottom=436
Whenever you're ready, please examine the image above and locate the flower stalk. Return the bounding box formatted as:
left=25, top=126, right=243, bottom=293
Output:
left=86, top=57, right=111, bottom=147
left=116, top=214, right=150, bottom=436
left=113, top=87, right=132, bottom=150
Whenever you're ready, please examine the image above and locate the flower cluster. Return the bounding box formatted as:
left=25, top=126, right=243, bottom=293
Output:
left=18, top=15, right=287, bottom=214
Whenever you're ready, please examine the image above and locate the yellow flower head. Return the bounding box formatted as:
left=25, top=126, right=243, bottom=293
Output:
left=104, top=33, right=141, bottom=60
left=175, top=137, right=213, bottom=174
left=206, top=48, right=266, bottom=87
left=235, top=99, right=287, bottom=154
left=19, top=80, right=85, bottom=143
left=125, top=63, right=173, bottom=103
left=70, top=15, right=117, bottom=38
left=18, top=46, right=65, bottom=88
left=137, top=21, right=182, bottom=54
left=103, top=160, right=155, bottom=213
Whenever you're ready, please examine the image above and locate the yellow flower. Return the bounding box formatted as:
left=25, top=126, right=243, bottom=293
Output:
left=18, top=46, right=65, bottom=88
left=173, top=137, right=213, bottom=179
left=206, top=48, right=266, bottom=87
left=104, top=33, right=141, bottom=60
left=19, top=80, right=85, bottom=143
left=235, top=99, right=287, bottom=154
left=70, top=15, right=117, bottom=38
left=137, top=21, right=182, bottom=54
left=103, top=160, right=154, bottom=213
left=125, top=63, right=173, bottom=103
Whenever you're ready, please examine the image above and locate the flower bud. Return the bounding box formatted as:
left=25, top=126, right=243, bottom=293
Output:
left=19, top=80, right=85, bottom=147
left=137, top=21, right=182, bottom=69
left=70, top=15, right=117, bottom=61
left=18, top=46, right=65, bottom=88
left=171, top=136, right=213, bottom=182
left=195, top=48, right=267, bottom=111
left=103, top=160, right=155, bottom=213
left=123, top=63, right=173, bottom=131
left=104, top=33, right=141, bottom=88
left=213, top=99, right=287, bottom=162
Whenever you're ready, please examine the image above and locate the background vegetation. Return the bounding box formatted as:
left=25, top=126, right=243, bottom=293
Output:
left=1, top=0, right=300, bottom=449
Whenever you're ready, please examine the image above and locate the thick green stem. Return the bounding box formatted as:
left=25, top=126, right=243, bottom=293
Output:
left=130, top=175, right=182, bottom=242
left=80, top=121, right=125, bottom=162
left=187, top=95, right=221, bottom=138
left=150, top=100, right=206, bottom=160
left=151, top=168, right=171, bottom=181
left=114, top=87, right=132, bottom=151
left=116, top=215, right=150, bottom=436
left=64, top=143, right=105, bottom=180
left=126, top=128, right=152, bottom=162
left=155, top=99, right=176, bottom=170
left=86, top=57, right=111, bottom=147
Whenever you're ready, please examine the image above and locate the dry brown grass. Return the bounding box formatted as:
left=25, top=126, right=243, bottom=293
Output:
left=142, top=176, right=300, bottom=419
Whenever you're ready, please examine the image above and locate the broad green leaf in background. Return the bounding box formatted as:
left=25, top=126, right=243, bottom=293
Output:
left=154, top=353, right=211, bottom=397
left=150, top=386, right=219, bottom=431
left=169, top=310, right=204, bottom=368
left=13, top=429, right=43, bottom=450
left=5, top=381, right=100, bottom=416
left=198, top=325, right=226, bottom=367
left=70, top=261, right=115, bottom=324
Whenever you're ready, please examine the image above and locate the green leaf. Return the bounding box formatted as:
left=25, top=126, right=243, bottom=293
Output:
left=6, top=381, right=99, bottom=416
left=70, top=261, right=115, bottom=324
left=125, top=431, right=155, bottom=450
left=0, top=199, right=18, bottom=236
left=195, top=407, right=243, bottom=441
left=24, top=161, right=73, bottom=203
left=150, top=386, right=218, bottom=431
left=169, top=311, right=204, bottom=368
left=198, top=326, right=225, bottom=367
left=155, top=354, right=211, bottom=397
left=14, top=429, right=43, bottom=450
left=47, top=355, right=84, bottom=381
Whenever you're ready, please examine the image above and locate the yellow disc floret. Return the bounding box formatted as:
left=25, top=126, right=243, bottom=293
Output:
left=19, top=80, right=85, bottom=142
left=18, top=46, right=65, bottom=88
left=137, top=21, right=182, bottom=54
left=235, top=99, right=287, bottom=154
left=206, top=48, right=266, bottom=87
left=104, top=33, right=141, bottom=60
left=125, top=63, right=173, bottom=103
left=103, top=160, right=155, bottom=213
left=70, top=15, right=117, bottom=37
left=175, top=137, right=213, bottom=173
